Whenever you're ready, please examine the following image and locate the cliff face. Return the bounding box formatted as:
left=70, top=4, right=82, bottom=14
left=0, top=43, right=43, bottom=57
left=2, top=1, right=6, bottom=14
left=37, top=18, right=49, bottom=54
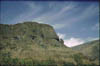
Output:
left=0, top=22, right=64, bottom=51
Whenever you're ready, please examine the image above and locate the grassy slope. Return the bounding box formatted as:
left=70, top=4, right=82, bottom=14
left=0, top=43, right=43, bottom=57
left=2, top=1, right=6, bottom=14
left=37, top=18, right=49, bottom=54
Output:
left=72, top=40, right=99, bottom=64
left=0, top=22, right=99, bottom=66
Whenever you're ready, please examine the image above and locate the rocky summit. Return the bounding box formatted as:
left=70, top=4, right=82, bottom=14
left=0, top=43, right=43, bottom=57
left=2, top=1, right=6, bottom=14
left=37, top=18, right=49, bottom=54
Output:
left=0, top=22, right=64, bottom=49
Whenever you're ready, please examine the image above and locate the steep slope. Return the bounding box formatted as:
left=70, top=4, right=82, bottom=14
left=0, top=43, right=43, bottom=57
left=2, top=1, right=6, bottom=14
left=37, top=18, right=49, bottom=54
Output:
left=72, top=40, right=99, bottom=61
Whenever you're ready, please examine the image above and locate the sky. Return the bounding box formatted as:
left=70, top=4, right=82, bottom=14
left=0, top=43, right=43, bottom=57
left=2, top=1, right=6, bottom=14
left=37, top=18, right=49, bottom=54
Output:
left=0, top=1, right=99, bottom=47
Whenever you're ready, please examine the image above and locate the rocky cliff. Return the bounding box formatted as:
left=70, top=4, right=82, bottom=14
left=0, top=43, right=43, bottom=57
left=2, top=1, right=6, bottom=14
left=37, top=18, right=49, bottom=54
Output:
left=0, top=22, right=65, bottom=50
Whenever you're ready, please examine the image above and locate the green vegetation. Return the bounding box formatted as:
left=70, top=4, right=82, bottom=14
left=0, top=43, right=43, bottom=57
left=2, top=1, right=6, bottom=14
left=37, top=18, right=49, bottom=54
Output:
left=73, top=53, right=83, bottom=65
left=0, top=22, right=99, bottom=66
left=72, top=40, right=99, bottom=61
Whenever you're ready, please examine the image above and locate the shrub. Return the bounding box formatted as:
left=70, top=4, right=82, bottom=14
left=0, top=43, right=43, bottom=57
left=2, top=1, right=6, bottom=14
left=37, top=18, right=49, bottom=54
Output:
left=73, top=53, right=83, bottom=65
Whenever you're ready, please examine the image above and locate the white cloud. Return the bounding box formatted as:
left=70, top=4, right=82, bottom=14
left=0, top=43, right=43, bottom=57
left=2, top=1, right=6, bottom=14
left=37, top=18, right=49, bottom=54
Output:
left=57, top=33, right=66, bottom=39
left=64, top=38, right=84, bottom=47
left=57, top=33, right=84, bottom=47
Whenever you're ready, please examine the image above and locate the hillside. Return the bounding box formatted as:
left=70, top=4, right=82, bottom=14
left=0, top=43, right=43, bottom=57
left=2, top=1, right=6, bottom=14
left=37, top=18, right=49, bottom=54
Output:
left=72, top=40, right=99, bottom=62
left=0, top=22, right=99, bottom=66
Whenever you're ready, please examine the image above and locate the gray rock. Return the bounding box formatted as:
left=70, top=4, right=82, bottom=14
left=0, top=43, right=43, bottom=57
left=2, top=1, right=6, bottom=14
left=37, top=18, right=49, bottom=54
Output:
left=0, top=22, right=65, bottom=47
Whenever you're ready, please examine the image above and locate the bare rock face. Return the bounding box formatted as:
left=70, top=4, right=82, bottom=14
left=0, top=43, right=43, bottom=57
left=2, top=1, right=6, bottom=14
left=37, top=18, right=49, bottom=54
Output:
left=0, top=22, right=65, bottom=48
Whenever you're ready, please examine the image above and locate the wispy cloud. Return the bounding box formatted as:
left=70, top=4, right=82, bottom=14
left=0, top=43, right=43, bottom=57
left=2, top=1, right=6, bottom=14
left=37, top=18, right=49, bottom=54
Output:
left=33, top=2, right=75, bottom=24
left=1, top=2, right=99, bottom=43
left=34, top=3, right=99, bottom=30
left=63, top=4, right=99, bottom=26
left=52, top=4, right=99, bottom=29
left=10, top=2, right=42, bottom=24
left=8, top=2, right=99, bottom=30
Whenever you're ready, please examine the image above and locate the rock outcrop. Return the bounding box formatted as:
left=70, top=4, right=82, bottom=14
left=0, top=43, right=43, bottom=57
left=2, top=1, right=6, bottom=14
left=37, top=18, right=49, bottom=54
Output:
left=0, top=22, right=64, bottom=48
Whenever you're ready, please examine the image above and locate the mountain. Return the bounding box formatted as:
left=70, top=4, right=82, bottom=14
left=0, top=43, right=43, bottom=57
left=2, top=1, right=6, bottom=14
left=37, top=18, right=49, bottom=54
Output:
left=72, top=40, right=99, bottom=63
left=0, top=22, right=99, bottom=66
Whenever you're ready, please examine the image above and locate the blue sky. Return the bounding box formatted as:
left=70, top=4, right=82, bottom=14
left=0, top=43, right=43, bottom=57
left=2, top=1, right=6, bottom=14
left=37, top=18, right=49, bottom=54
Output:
left=0, top=1, right=99, bottom=47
